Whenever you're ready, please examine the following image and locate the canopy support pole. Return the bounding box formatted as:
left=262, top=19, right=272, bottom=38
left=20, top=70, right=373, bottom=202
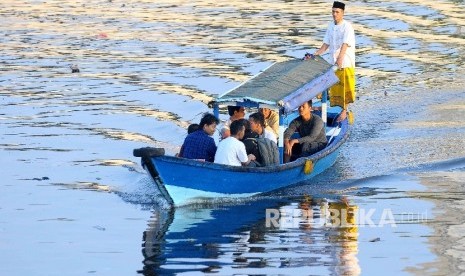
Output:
left=213, top=103, right=219, bottom=119
left=321, top=89, right=328, bottom=127
left=278, top=109, right=285, bottom=164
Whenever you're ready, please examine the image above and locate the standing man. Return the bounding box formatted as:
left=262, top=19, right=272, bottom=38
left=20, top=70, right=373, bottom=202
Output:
left=314, top=1, right=356, bottom=122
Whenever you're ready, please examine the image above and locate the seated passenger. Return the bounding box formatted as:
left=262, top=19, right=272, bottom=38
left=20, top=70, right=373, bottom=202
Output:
left=242, top=120, right=280, bottom=167
left=241, top=120, right=261, bottom=167
left=260, top=107, right=279, bottom=138
left=215, top=119, right=256, bottom=166
left=179, top=113, right=219, bottom=162
left=249, top=112, right=277, bottom=143
left=176, top=123, right=201, bottom=157
left=187, top=123, right=200, bottom=134
left=283, top=100, right=327, bottom=162
left=220, top=106, right=246, bottom=139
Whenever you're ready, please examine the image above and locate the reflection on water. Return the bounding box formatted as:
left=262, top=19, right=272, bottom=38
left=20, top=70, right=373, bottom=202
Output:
left=140, top=178, right=433, bottom=276
left=141, top=198, right=359, bottom=275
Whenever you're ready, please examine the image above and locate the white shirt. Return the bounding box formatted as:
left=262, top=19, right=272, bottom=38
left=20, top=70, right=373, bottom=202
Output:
left=323, top=19, right=355, bottom=68
left=220, top=119, right=232, bottom=138
left=214, top=136, right=248, bottom=166
left=260, top=129, right=277, bottom=144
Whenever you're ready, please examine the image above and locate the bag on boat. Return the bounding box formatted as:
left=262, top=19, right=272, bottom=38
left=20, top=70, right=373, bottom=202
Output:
left=329, top=67, right=356, bottom=109
left=255, top=138, right=280, bottom=166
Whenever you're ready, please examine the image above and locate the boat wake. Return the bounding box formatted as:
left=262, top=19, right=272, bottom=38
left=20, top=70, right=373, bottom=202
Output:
left=405, top=156, right=465, bottom=174
left=114, top=175, right=172, bottom=210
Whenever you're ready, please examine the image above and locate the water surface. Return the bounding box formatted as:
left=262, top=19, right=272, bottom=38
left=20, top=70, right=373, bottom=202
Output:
left=1, top=0, right=465, bottom=275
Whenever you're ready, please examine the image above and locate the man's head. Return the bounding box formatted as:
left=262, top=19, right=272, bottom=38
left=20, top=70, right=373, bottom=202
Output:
left=248, top=112, right=265, bottom=133
left=187, top=123, right=200, bottom=134
left=332, top=1, right=345, bottom=24
left=199, top=113, right=219, bottom=136
left=230, top=119, right=247, bottom=139
left=227, top=106, right=246, bottom=119
left=298, top=100, right=313, bottom=119
left=243, top=119, right=252, bottom=133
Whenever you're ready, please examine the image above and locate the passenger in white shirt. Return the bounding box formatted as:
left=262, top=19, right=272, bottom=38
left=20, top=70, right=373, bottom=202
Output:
left=248, top=112, right=277, bottom=144
left=220, top=106, right=246, bottom=140
left=215, top=119, right=256, bottom=166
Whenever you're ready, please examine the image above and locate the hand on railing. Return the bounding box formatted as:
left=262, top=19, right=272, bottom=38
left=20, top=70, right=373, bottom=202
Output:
left=302, top=53, right=315, bottom=60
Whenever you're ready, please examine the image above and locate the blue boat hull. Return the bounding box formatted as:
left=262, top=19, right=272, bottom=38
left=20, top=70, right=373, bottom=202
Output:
left=139, top=120, right=350, bottom=206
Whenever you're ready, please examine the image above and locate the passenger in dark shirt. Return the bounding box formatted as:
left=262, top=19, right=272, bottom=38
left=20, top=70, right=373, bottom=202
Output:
left=241, top=119, right=280, bottom=167
left=283, top=100, right=327, bottom=162
left=241, top=119, right=261, bottom=167
left=179, top=113, right=219, bottom=162
left=176, top=123, right=201, bottom=157
left=187, top=123, right=200, bottom=134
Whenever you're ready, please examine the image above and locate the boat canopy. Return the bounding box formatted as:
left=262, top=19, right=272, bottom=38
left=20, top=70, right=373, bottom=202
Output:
left=215, top=58, right=339, bottom=113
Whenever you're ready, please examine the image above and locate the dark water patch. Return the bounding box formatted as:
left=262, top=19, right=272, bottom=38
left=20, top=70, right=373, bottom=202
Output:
left=38, top=217, right=75, bottom=222
left=387, top=37, right=423, bottom=52
left=359, top=52, right=420, bottom=74
left=393, top=4, right=445, bottom=19
left=361, top=16, right=411, bottom=32
left=20, top=176, right=50, bottom=181
left=5, top=147, right=76, bottom=152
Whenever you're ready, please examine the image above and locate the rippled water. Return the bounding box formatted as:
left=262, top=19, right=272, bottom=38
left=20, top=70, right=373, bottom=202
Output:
left=142, top=176, right=437, bottom=275
left=1, top=0, right=465, bottom=275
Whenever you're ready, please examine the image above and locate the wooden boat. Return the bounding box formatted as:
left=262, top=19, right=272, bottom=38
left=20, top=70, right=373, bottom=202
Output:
left=133, top=57, right=351, bottom=206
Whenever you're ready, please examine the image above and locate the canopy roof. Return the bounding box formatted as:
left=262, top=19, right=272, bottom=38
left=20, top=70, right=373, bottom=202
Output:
left=216, top=58, right=337, bottom=109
